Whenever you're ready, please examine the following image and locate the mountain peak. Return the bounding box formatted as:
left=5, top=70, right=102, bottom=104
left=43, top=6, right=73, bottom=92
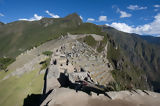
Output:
left=65, top=13, right=82, bottom=23
left=65, top=13, right=79, bottom=18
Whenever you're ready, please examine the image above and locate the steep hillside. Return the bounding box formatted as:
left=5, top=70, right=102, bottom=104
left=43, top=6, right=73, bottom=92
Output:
left=140, top=35, right=160, bottom=45
left=0, top=13, right=107, bottom=58
left=0, top=13, right=82, bottom=57
left=101, top=26, right=160, bottom=92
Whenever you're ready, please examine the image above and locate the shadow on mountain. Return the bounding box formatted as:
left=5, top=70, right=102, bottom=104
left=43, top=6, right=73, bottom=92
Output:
left=23, top=68, right=52, bottom=106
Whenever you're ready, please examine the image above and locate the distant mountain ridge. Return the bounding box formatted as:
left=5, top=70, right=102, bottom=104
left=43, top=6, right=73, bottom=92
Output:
left=140, top=35, right=160, bottom=45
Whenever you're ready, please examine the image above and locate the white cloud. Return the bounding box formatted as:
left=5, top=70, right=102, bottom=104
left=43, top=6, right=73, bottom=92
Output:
left=154, top=5, right=160, bottom=8
left=99, top=16, right=107, bottom=21
left=127, top=5, right=147, bottom=10
left=106, top=13, right=160, bottom=37
left=117, top=8, right=132, bottom=18
left=0, top=13, right=4, bottom=17
left=87, top=18, right=95, bottom=22
left=45, top=10, right=60, bottom=18
left=109, top=22, right=133, bottom=33
left=19, top=14, right=43, bottom=21
left=80, top=16, right=83, bottom=20
left=33, top=14, right=43, bottom=20
left=119, top=11, right=132, bottom=18
left=19, top=18, right=28, bottom=21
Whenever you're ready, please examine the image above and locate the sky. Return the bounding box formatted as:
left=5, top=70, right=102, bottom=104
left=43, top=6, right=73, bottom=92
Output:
left=0, top=0, right=160, bottom=36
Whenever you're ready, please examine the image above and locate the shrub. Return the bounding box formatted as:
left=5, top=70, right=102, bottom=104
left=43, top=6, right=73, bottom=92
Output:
left=83, top=35, right=97, bottom=48
left=0, top=57, right=15, bottom=71
left=40, top=58, right=51, bottom=70
left=42, top=51, right=53, bottom=56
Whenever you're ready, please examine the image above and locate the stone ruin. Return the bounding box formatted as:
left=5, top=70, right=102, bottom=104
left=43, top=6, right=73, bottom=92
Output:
left=45, top=40, right=114, bottom=93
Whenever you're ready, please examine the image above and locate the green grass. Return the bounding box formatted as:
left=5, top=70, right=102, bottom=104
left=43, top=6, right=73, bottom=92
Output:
left=79, top=34, right=108, bottom=52
left=40, top=58, right=51, bottom=70
left=0, top=69, right=44, bottom=106
left=83, top=35, right=97, bottom=48
left=42, top=51, right=53, bottom=56
left=0, top=57, right=15, bottom=71
left=0, top=70, right=13, bottom=80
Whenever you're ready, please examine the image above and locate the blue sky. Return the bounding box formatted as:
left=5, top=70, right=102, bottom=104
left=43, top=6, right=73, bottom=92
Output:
left=0, top=0, right=160, bottom=36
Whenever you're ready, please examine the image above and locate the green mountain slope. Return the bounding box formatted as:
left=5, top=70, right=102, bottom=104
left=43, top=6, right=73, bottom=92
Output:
left=0, top=13, right=83, bottom=57
left=102, top=26, right=160, bottom=92
left=0, top=13, right=105, bottom=58
left=140, top=35, right=160, bottom=45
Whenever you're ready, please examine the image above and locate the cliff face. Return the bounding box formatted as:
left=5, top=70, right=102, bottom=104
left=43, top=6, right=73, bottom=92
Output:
left=102, top=25, right=160, bottom=92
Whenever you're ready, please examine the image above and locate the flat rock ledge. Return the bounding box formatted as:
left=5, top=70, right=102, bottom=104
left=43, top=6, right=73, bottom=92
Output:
left=41, top=88, right=160, bottom=106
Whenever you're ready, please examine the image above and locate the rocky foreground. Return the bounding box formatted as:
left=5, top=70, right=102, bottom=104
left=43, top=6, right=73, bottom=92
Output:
left=41, top=88, right=160, bottom=106
left=39, top=71, right=160, bottom=106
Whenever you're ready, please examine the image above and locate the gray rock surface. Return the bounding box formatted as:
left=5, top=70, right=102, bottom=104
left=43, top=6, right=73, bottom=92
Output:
left=41, top=88, right=160, bottom=106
